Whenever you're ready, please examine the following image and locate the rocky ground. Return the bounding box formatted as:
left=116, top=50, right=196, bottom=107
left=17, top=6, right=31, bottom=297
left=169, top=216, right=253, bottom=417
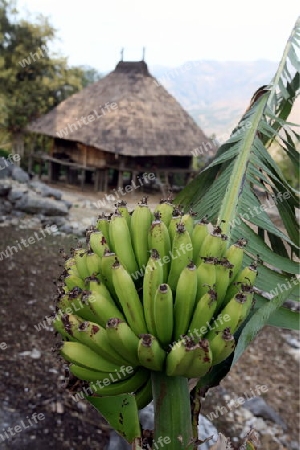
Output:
left=0, top=168, right=299, bottom=449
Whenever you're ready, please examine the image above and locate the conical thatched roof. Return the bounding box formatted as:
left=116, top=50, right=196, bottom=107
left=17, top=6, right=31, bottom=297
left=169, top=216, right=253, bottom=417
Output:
left=28, top=61, right=212, bottom=157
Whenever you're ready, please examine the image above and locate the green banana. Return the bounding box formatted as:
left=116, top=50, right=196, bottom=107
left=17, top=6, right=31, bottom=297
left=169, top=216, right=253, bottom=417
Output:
left=168, top=223, right=193, bottom=292
left=96, top=213, right=111, bottom=248
left=166, top=337, right=192, bottom=376
left=168, top=208, right=183, bottom=242
left=224, top=262, right=258, bottom=302
left=88, top=230, right=110, bottom=258
left=192, top=217, right=210, bottom=263
left=154, top=200, right=174, bottom=227
left=148, top=215, right=171, bottom=281
left=109, top=212, right=138, bottom=274
left=182, top=339, right=212, bottom=378
left=53, top=314, right=78, bottom=342
left=70, top=363, right=133, bottom=383
left=214, top=258, right=234, bottom=309
left=111, top=260, right=147, bottom=335
left=60, top=314, right=100, bottom=350
left=91, top=367, right=150, bottom=396
left=153, top=283, right=173, bottom=346
left=181, top=209, right=196, bottom=237
left=188, top=288, right=218, bottom=340
left=87, top=276, right=114, bottom=304
left=86, top=290, right=125, bottom=328
left=64, top=274, right=87, bottom=291
left=85, top=252, right=101, bottom=277
left=207, top=292, right=247, bottom=335
left=106, top=318, right=141, bottom=366
left=60, top=341, right=121, bottom=372
left=57, top=289, right=99, bottom=322
left=143, top=250, right=164, bottom=335
left=135, top=378, right=153, bottom=410
left=209, top=328, right=235, bottom=365
left=225, top=238, right=247, bottom=279
left=73, top=248, right=90, bottom=280
left=64, top=257, right=80, bottom=277
left=99, top=250, right=118, bottom=300
left=115, top=200, right=131, bottom=229
left=196, top=257, right=216, bottom=299
left=232, top=262, right=258, bottom=284
left=131, top=197, right=153, bottom=269
left=137, top=334, right=166, bottom=371
left=173, top=261, right=197, bottom=340
left=199, top=225, right=228, bottom=259
left=61, top=314, right=130, bottom=365
left=240, top=284, right=255, bottom=322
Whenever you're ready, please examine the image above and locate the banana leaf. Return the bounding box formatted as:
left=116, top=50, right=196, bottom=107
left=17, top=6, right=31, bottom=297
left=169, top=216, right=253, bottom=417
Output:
left=183, top=18, right=300, bottom=391
left=86, top=394, right=141, bottom=444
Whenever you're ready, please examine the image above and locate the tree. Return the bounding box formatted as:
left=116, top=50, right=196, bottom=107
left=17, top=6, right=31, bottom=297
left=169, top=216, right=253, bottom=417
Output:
left=0, top=0, right=98, bottom=158
left=78, top=65, right=103, bottom=88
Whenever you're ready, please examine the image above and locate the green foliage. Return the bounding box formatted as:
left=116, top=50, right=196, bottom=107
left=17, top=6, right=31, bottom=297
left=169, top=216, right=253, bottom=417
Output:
left=86, top=394, right=142, bottom=444
left=0, top=0, right=101, bottom=150
left=277, top=147, right=300, bottom=189
left=0, top=148, right=8, bottom=157
left=176, top=17, right=300, bottom=391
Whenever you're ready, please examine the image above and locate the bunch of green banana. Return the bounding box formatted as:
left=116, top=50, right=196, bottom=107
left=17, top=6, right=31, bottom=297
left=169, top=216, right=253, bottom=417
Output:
left=55, top=199, right=257, bottom=408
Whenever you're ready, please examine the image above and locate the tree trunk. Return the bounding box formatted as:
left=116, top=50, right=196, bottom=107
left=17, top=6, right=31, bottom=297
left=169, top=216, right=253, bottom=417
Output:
left=12, top=131, right=24, bottom=166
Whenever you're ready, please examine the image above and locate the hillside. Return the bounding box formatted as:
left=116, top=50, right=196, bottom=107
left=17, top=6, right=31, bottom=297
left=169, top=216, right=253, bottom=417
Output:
left=151, top=60, right=278, bottom=138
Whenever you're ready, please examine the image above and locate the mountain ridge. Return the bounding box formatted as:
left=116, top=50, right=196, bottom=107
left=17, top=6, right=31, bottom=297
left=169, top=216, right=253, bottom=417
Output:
left=150, top=60, right=278, bottom=138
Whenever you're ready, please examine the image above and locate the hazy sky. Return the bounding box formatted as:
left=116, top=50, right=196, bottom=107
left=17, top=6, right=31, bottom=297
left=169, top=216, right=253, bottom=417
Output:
left=19, top=0, right=299, bottom=72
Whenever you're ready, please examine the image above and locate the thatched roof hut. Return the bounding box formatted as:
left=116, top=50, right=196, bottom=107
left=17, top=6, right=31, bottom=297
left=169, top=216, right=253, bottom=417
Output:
left=28, top=60, right=215, bottom=192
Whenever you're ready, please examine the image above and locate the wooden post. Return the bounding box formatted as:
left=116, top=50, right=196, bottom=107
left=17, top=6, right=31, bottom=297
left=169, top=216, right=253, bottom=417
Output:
left=164, top=171, right=169, bottom=190
left=132, top=171, right=138, bottom=188
left=94, top=169, right=100, bottom=192
left=118, top=170, right=123, bottom=190
left=48, top=161, right=53, bottom=182
left=81, top=169, right=85, bottom=191
left=103, top=168, right=108, bottom=192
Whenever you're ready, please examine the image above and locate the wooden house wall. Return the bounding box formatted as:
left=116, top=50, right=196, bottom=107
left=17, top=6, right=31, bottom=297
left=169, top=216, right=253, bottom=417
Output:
left=52, top=139, right=107, bottom=168
left=52, top=138, right=192, bottom=170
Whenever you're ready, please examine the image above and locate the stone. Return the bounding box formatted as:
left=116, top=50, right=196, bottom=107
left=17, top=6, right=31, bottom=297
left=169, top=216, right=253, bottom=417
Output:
left=15, top=192, right=69, bottom=216
left=81, top=217, right=94, bottom=227
left=59, top=224, right=74, bottom=234
left=284, top=335, right=300, bottom=349
left=197, top=414, right=218, bottom=449
left=29, top=181, right=62, bottom=200
left=259, top=432, right=284, bottom=450
left=243, top=397, right=286, bottom=430
left=0, top=157, right=13, bottom=179
left=41, top=216, right=67, bottom=227
left=11, top=210, right=25, bottom=218
left=8, top=186, right=28, bottom=203
left=62, top=199, right=73, bottom=209
left=2, top=200, right=12, bottom=213
left=11, top=166, right=29, bottom=183
left=0, top=184, right=11, bottom=196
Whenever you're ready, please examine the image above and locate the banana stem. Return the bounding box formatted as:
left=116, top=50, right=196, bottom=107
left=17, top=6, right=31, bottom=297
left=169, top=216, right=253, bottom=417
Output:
left=191, top=387, right=202, bottom=449
left=151, top=372, right=193, bottom=450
